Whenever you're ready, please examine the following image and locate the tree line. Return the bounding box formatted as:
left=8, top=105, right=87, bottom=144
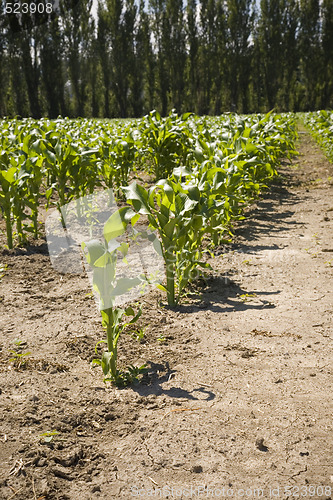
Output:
left=0, top=0, right=332, bottom=118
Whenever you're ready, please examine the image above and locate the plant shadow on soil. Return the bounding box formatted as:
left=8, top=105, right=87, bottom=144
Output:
left=174, top=278, right=280, bottom=315
left=168, top=172, right=307, bottom=316
left=2, top=240, right=49, bottom=256
left=125, top=361, right=216, bottom=401
left=232, top=190, right=307, bottom=252
left=233, top=200, right=306, bottom=251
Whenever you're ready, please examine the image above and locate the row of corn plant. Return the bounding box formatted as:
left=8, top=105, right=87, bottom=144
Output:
left=122, top=112, right=298, bottom=306
left=0, top=111, right=298, bottom=382
left=78, top=113, right=298, bottom=385
left=302, top=110, right=333, bottom=162
left=0, top=112, right=297, bottom=251
left=0, top=118, right=140, bottom=246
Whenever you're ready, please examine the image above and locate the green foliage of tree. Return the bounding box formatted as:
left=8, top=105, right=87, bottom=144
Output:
left=225, top=0, right=253, bottom=113
left=0, top=0, right=332, bottom=117
left=321, top=0, right=333, bottom=109
left=298, top=0, right=322, bottom=110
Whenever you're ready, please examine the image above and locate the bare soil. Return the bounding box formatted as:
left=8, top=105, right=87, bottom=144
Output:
left=0, top=127, right=332, bottom=500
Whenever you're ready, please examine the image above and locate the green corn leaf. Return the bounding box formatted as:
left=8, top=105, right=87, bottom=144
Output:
left=125, top=306, right=142, bottom=324
left=103, top=210, right=127, bottom=243
left=110, top=277, right=143, bottom=297
left=82, top=240, right=106, bottom=266
left=163, top=219, right=176, bottom=240
left=94, top=339, right=107, bottom=355
left=123, top=181, right=151, bottom=214
left=157, top=180, right=174, bottom=204
left=147, top=233, right=163, bottom=256
left=1, top=166, right=17, bottom=184
left=94, top=251, right=111, bottom=268
left=187, top=186, right=200, bottom=201
left=156, top=211, right=169, bottom=229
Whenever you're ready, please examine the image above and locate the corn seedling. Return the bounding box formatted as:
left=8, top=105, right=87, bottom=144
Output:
left=9, top=340, right=31, bottom=369
left=40, top=430, right=60, bottom=443
left=239, top=293, right=257, bottom=302
left=129, top=324, right=149, bottom=342
left=82, top=206, right=149, bottom=386
left=0, top=162, right=18, bottom=248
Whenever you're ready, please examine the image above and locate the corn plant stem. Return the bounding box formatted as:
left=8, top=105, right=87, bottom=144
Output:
left=32, top=213, right=38, bottom=239
left=5, top=209, right=13, bottom=249
left=75, top=197, right=83, bottom=219
left=165, top=250, right=175, bottom=306
left=16, top=216, right=23, bottom=243
left=106, top=309, right=117, bottom=379
left=32, top=198, right=39, bottom=239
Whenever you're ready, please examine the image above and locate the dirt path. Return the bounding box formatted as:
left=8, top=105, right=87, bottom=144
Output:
left=0, top=127, right=332, bottom=499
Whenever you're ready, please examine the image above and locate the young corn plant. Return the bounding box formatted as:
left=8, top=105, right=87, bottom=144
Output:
left=9, top=340, right=31, bottom=369
left=82, top=206, right=147, bottom=386
left=99, top=136, right=136, bottom=199
left=0, top=128, right=45, bottom=247
left=0, top=159, right=19, bottom=249
left=15, top=156, right=45, bottom=242
left=123, top=179, right=212, bottom=306
left=139, top=110, right=192, bottom=180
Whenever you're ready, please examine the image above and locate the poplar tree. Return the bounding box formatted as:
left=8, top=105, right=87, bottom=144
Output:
left=321, top=0, right=333, bottom=108
left=298, top=0, right=321, bottom=110
left=225, top=0, right=253, bottom=113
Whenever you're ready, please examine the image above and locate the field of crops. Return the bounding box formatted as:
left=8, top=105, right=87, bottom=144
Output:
left=0, top=111, right=299, bottom=384
left=0, top=111, right=297, bottom=246
left=1, top=112, right=333, bottom=499
left=0, top=111, right=300, bottom=384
